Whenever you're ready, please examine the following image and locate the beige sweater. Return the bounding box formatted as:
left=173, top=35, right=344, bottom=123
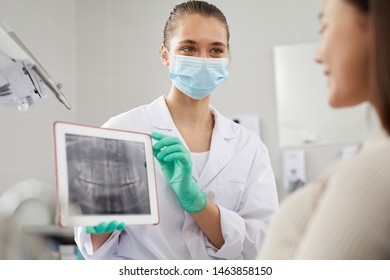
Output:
left=259, top=129, right=390, bottom=259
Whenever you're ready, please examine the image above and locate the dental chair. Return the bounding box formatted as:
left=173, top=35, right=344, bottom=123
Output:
left=0, top=178, right=57, bottom=259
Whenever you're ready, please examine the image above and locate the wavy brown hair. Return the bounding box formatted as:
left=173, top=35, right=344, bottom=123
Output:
left=347, top=0, right=390, bottom=135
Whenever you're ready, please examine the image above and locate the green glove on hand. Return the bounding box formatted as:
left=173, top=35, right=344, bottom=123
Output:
left=85, top=220, right=126, bottom=234
left=151, top=131, right=207, bottom=213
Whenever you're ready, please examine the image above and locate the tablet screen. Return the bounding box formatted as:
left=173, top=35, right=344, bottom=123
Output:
left=54, top=122, right=159, bottom=227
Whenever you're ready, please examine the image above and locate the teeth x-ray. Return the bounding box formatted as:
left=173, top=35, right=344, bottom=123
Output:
left=65, top=134, right=150, bottom=215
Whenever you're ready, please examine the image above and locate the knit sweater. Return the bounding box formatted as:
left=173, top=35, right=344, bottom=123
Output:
left=258, top=129, right=390, bottom=259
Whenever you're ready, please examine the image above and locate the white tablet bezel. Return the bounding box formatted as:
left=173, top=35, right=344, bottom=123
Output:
left=54, top=121, right=159, bottom=227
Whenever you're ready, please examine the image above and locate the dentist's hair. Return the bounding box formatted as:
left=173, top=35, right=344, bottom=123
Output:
left=163, top=0, right=230, bottom=50
left=346, top=0, right=390, bottom=134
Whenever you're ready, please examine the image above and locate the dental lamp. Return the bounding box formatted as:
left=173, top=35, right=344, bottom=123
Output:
left=0, top=19, right=71, bottom=112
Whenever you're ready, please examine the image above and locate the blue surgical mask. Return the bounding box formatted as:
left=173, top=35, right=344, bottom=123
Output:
left=168, top=54, right=229, bottom=100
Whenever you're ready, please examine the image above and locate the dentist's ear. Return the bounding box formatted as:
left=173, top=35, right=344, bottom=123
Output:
left=160, top=44, right=170, bottom=67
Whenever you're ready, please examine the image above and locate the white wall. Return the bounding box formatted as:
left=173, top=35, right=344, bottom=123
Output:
left=0, top=0, right=363, bottom=202
left=74, top=0, right=326, bottom=200
left=0, top=0, right=76, bottom=196
left=274, top=42, right=370, bottom=148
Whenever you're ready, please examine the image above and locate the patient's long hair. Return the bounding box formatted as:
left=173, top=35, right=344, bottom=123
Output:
left=347, top=0, right=390, bottom=135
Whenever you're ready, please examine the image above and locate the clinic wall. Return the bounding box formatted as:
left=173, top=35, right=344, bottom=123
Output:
left=0, top=0, right=362, bottom=202
left=74, top=0, right=337, bottom=200
left=0, top=0, right=76, bottom=196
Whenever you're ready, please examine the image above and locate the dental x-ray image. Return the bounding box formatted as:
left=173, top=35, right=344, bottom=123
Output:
left=65, top=134, right=150, bottom=215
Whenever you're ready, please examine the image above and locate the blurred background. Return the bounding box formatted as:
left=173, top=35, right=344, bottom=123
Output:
left=0, top=0, right=377, bottom=259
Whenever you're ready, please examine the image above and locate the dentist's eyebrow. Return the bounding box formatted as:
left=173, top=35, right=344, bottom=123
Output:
left=210, top=41, right=227, bottom=48
left=177, top=40, right=227, bottom=48
left=177, top=39, right=197, bottom=45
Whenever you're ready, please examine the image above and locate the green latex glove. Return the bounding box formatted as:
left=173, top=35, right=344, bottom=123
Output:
left=151, top=131, right=207, bottom=213
left=85, top=220, right=126, bottom=234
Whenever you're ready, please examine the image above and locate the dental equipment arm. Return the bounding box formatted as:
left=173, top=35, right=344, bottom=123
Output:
left=0, top=19, right=71, bottom=111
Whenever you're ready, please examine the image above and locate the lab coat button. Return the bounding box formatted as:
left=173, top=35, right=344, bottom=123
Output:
left=186, top=229, right=194, bottom=237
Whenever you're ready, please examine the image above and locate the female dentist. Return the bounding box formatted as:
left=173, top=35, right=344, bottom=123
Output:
left=74, top=0, right=278, bottom=260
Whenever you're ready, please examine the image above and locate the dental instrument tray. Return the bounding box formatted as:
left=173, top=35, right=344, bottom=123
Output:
left=53, top=121, right=159, bottom=227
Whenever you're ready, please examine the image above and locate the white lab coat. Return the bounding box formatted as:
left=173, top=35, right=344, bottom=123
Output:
left=74, top=96, right=278, bottom=259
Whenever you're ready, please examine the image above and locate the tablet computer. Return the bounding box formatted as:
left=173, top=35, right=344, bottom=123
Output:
left=54, top=121, right=159, bottom=227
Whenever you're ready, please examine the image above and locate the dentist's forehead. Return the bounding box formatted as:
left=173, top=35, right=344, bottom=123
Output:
left=172, top=15, right=227, bottom=39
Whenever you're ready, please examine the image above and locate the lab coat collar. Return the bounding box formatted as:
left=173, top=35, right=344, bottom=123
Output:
left=148, top=95, right=237, bottom=139
left=148, top=96, right=176, bottom=131
left=209, top=105, right=236, bottom=140
left=148, top=96, right=237, bottom=188
left=197, top=106, right=237, bottom=188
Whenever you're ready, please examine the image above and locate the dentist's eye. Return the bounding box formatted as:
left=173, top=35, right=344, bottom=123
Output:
left=182, top=46, right=196, bottom=53
left=210, top=48, right=223, bottom=54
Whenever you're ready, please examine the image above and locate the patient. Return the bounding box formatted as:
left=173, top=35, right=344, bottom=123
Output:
left=259, top=0, right=390, bottom=259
